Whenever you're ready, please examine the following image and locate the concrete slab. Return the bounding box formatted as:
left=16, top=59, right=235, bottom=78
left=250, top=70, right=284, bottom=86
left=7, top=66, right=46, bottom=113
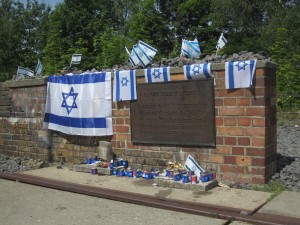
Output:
left=229, top=222, right=254, bottom=225
left=22, top=167, right=271, bottom=212
left=258, top=191, right=300, bottom=219
left=0, top=178, right=227, bottom=225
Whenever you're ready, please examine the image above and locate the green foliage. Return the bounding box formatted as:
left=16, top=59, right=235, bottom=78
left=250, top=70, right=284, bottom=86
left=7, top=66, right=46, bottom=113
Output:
left=254, top=181, right=289, bottom=199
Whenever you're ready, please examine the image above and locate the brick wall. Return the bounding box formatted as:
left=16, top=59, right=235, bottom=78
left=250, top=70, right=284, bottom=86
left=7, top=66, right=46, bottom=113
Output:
left=0, top=61, right=277, bottom=184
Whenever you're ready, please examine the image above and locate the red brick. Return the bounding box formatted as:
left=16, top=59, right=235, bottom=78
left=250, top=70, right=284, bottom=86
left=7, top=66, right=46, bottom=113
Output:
left=255, top=77, right=266, bottom=87
left=224, top=118, right=237, bottom=126
left=218, top=127, right=244, bottom=136
left=219, top=108, right=244, bottom=116
left=236, top=156, right=251, bottom=166
left=245, top=127, right=266, bottom=136
left=255, top=68, right=265, bottom=77
left=220, top=165, right=244, bottom=173
left=252, top=98, right=270, bottom=106
left=224, top=98, right=237, bottom=106
left=210, top=154, right=223, bottom=163
left=252, top=118, right=265, bottom=127
left=215, top=117, right=223, bottom=126
left=215, top=98, right=224, bottom=107
left=238, top=98, right=250, bottom=106
left=252, top=137, right=266, bottom=147
left=224, top=156, right=236, bottom=164
left=232, top=147, right=244, bottom=155
left=252, top=176, right=267, bottom=184
left=216, top=137, right=224, bottom=145
left=215, top=146, right=231, bottom=154
left=225, top=137, right=236, bottom=145
left=246, top=167, right=266, bottom=176
left=252, top=158, right=266, bottom=166
left=246, top=108, right=265, bottom=116
left=236, top=137, right=249, bottom=146
left=246, top=147, right=266, bottom=156
left=238, top=118, right=251, bottom=126
left=113, top=125, right=129, bottom=133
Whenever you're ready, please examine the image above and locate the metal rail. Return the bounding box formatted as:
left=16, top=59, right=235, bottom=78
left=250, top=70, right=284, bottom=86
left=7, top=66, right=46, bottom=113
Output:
left=0, top=172, right=299, bottom=225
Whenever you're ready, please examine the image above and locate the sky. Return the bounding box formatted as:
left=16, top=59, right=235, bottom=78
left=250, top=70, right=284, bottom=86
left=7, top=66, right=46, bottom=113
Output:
left=17, top=0, right=64, bottom=8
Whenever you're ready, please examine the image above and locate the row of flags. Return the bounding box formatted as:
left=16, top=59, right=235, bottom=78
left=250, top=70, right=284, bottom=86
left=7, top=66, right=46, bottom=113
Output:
left=43, top=59, right=256, bottom=136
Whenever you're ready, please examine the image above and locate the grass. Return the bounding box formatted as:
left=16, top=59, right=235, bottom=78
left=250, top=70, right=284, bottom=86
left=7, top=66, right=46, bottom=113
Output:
left=254, top=181, right=290, bottom=199
left=277, top=106, right=300, bottom=126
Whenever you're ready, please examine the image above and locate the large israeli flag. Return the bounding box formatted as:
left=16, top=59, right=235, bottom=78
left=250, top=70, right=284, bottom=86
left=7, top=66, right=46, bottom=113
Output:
left=43, top=72, right=113, bottom=136
left=225, top=60, right=257, bottom=89
left=184, top=155, right=205, bottom=178
left=17, top=66, right=34, bottom=78
left=181, top=38, right=201, bottom=58
left=35, top=59, right=43, bottom=77
left=184, top=63, right=212, bottom=80
left=113, top=70, right=137, bottom=102
left=144, top=67, right=170, bottom=83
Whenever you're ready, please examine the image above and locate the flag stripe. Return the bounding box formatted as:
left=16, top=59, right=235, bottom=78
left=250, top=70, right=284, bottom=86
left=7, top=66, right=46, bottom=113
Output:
left=139, top=41, right=157, bottom=52
left=44, top=113, right=107, bottom=128
left=203, top=64, right=210, bottom=78
left=185, top=65, right=192, bottom=80
left=132, top=47, right=146, bottom=67
left=115, top=71, right=120, bottom=101
left=228, top=62, right=235, bottom=89
left=146, top=68, right=152, bottom=83
left=188, top=155, right=204, bottom=172
left=130, top=70, right=135, bottom=99
left=221, top=36, right=227, bottom=44
left=48, top=73, right=106, bottom=84
left=137, top=45, right=152, bottom=62
left=163, top=67, right=168, bottom=81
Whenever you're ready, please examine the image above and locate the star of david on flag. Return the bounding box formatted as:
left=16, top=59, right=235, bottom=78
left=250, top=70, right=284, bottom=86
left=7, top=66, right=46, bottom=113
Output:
left=43, top=72, right=113, bottom=136
left=144, top=67, right=170, bottom=83
left=181, top=38, right=201, bottom=58
left=183, top=63, right=212, bottom=80
left=184, top=155, right=205, bottom=178
left=225, top=60, right=257, bottom=89
left=113, top=70, right=137, bottom=102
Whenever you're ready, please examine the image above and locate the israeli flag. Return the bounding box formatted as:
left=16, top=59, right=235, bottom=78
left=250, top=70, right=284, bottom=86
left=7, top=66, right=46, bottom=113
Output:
left=216, top=33, right=227, bottom=50
left=113, top=70, right=137, bottom=102
left=132, top=45, right=152, bottom=67
left=184, top=63, right=212, bottom=80
left=43, top=72, right=113, bottom=136
left=35, top=59, right=43, bottom=77
left=181, top=38, right=201, bottom=58
left=144, top=67, right=170, bottom=83
left=225, top=60, right=257, bottom=89
left=184, top=155, right=205, bottom=178
left=125, top=47, right=140, bottom=67
left=71, top=54, right=82, bottom=65
left=17, top=66, right=34, bottom=78
left=138, top=40, right=157, bottom=59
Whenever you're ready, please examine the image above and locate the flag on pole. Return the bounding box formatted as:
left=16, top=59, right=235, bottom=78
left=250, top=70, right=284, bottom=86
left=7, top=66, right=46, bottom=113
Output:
left=35, top=59, right=43, bottom=77
left=138, top=40, right=157, bottom=59
left=183, top=63, right=212, bottom=80
left=71, top=54, right=82, bottom=65
left=132, top=45, right=152, bottom=67
left=184, top=155, right=205, bottom=178
left=43, top=72, right=113, bottom=136
left=17, top=66, right=34, bottom=78
left=216, top=33, right=227, bottom=50
left=113, top=70, right=137, bottom=102
left=144, top=67, right=170, bottom=83
left=225, top=60, right=257, bottom=89
left=181, top=38, right=201, bottom=58
left=125, top=46, right=140, bottom=67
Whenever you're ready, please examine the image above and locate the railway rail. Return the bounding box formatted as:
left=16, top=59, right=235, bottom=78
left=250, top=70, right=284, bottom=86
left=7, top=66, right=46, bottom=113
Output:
left=0, top=172, right=299, bottom=225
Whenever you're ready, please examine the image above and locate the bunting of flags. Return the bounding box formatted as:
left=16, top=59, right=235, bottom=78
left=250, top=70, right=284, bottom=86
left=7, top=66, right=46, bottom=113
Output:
left=183, top=64, right=212, bottom=80
left=181, top=38, right=201, bottom=58
left=225, top=60, right=257, bottom=89
left=113, top=70, right=137, bottom=102
left=144, top=67, right=170, bottom=83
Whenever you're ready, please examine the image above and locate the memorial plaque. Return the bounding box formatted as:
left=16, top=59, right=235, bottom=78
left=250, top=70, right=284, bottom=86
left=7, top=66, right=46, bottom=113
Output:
left=130, top=79, right=215, bottom=147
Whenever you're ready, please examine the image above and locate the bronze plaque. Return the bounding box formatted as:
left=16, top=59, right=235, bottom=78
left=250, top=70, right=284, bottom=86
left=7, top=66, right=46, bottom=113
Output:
left=130, top=79, right=215, bottom=146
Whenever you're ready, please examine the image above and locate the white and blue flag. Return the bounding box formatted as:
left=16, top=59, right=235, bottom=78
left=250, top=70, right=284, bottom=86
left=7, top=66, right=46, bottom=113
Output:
left=132, top=45, right=152, bottom=67
left=184, top=63, right=212, bottom=80
left=125, top=46, right=140, bottom=67
left=138, top=40, right=157, bottom=59
left=144, top=67, right=170, bottom=83
left=113, top=70, right=137, bottom=102
left=184, top=155, right=205, bottom=178
left=216, top=33, right=227, bottom=50
left=181, top=38, right=201, bottom=58
left=35, top=59, right=43, bottom=77
left=43, top=72, right=113, bottom=136
left=225, top=60, right=257, bottom=89
left=71, top=54, right=82, bottom=65
left=17, top=66, right=34, bottom=78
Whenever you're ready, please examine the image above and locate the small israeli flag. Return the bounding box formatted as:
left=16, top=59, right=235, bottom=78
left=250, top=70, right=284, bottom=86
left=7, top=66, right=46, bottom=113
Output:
left=125, top=46, right=140, bottom=66
left=35, top=59, right=43, bottom=77
left=184, top=63, right=212, bottom=80
left=184, top=155, right=205, bottom=178
left=138, top=40, right=157, bottom=59
left=71, top=54, right=82, bottom=65
left=132, top=45, right=152, bottom=67
left=225, top=60, right=257, bottom=89
left=216, top=33, right=227, bottom=50
left=144, top=67, right=170, bottom=83
left=113, top=70, right=137, bottom=102
left=181, top=38, right=201, bottom=58
left=17, top=66, right=34, bottom=78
